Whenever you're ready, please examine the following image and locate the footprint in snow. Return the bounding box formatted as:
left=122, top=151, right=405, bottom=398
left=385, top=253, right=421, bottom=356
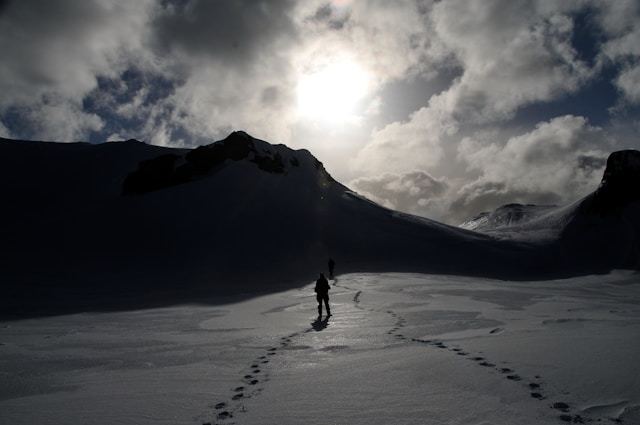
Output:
left=407, top=335, right=592, bottom=423
left=217, top=410, right=231, bottom=419
left=353, top=291, right=362, bottom=303
left=552, top=402, right=570, bottom=412
left=559, top=414, right=584, bottom=423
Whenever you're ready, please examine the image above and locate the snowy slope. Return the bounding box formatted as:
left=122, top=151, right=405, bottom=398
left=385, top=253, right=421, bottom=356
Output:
left=459, top=202, right=579, bottom=242
left=460, top=203, right=558, bottom=232
left=0, top=133, right=638, bottom=317
left=1, top=272, right=639, bottom=425
left=1, top=136, right=639, bottom=425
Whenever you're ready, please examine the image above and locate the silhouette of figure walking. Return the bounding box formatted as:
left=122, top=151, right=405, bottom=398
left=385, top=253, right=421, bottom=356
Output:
left=328, top=258, right=335, bottom=279
left=314, top=273, right=331, bottom=317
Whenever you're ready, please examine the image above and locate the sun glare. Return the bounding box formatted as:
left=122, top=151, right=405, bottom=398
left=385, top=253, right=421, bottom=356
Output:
left=296, top=60, right=371, bottom=123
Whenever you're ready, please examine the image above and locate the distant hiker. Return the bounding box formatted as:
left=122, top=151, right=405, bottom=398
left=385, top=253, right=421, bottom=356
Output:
left=314, top=273, right=331, bottom=317
left=328, top=258, right=335, bottom=279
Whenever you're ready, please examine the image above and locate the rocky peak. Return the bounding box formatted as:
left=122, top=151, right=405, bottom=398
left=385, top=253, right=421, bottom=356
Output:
left=122, top=131, right=311, bottom=195
left=592, top=149, right=640, bottom=211
left=600, top=150, right=640, bottom=187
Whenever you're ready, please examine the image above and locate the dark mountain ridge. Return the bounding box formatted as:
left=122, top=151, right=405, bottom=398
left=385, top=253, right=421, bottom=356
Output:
left=0, top=132, right=637, bottom=318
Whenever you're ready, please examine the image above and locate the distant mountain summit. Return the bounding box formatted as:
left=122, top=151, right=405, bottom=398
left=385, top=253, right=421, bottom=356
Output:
left=459, top=149, right=640, bottom=270
left=460, top=203, right=557, bottom=232
left=122, top=131, right=334, bottom=195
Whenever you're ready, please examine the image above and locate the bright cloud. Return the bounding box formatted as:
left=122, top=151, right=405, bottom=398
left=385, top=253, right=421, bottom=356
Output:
left=296, top=59, right=371, bottom=122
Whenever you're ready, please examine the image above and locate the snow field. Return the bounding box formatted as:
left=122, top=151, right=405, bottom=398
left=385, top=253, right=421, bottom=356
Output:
left=1, top=272, right=640, bottom=425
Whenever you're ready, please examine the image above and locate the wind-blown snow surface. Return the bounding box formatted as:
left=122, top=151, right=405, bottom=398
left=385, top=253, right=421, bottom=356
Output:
left=2, top=272, right=640, bottom=425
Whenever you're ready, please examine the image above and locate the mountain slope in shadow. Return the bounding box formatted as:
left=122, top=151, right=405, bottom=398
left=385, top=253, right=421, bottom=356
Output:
left=0, top=132, right=637, bottom=318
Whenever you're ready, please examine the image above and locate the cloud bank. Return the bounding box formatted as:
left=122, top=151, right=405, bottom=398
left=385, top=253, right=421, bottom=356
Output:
left=0, top=0, right=638, bottom=223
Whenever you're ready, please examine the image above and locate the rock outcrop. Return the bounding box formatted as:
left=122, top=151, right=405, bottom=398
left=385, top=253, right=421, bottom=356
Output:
left=590, top=149, right=640, bottom=212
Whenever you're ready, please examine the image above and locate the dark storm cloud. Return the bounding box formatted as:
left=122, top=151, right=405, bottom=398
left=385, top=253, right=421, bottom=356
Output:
left=0, top=0, right=151, bottom=102
left=145, top=0, right=302, bottom=146
left=0, top=0, right=302, bottom=143
left=0, top=0, right=153, bottom=140
left=152, top=0, right=298, bottom=65
left=310, top=3, right=350, bottom=30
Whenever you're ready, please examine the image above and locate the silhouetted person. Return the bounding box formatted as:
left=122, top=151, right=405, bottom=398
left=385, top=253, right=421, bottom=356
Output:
left=328, top=258, right=335, bottom=278
left=314, top=272, right=331, bottom=317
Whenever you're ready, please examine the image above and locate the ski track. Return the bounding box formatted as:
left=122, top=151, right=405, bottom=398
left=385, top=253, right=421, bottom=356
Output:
left=203, top=277, right=616, bottom=425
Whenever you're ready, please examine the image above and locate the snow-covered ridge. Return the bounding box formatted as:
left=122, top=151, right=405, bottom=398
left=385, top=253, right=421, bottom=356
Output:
left=460, top=203, right=558, bottom=232
left=122, top=131, right=337, bottom=194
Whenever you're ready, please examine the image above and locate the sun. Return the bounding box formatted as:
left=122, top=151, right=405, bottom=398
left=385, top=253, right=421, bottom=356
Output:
left=296, top=60, right=371, bottom=123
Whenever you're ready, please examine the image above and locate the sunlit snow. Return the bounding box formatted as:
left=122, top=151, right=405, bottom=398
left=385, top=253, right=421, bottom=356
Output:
left=2, top=272, right=639, bottom=424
